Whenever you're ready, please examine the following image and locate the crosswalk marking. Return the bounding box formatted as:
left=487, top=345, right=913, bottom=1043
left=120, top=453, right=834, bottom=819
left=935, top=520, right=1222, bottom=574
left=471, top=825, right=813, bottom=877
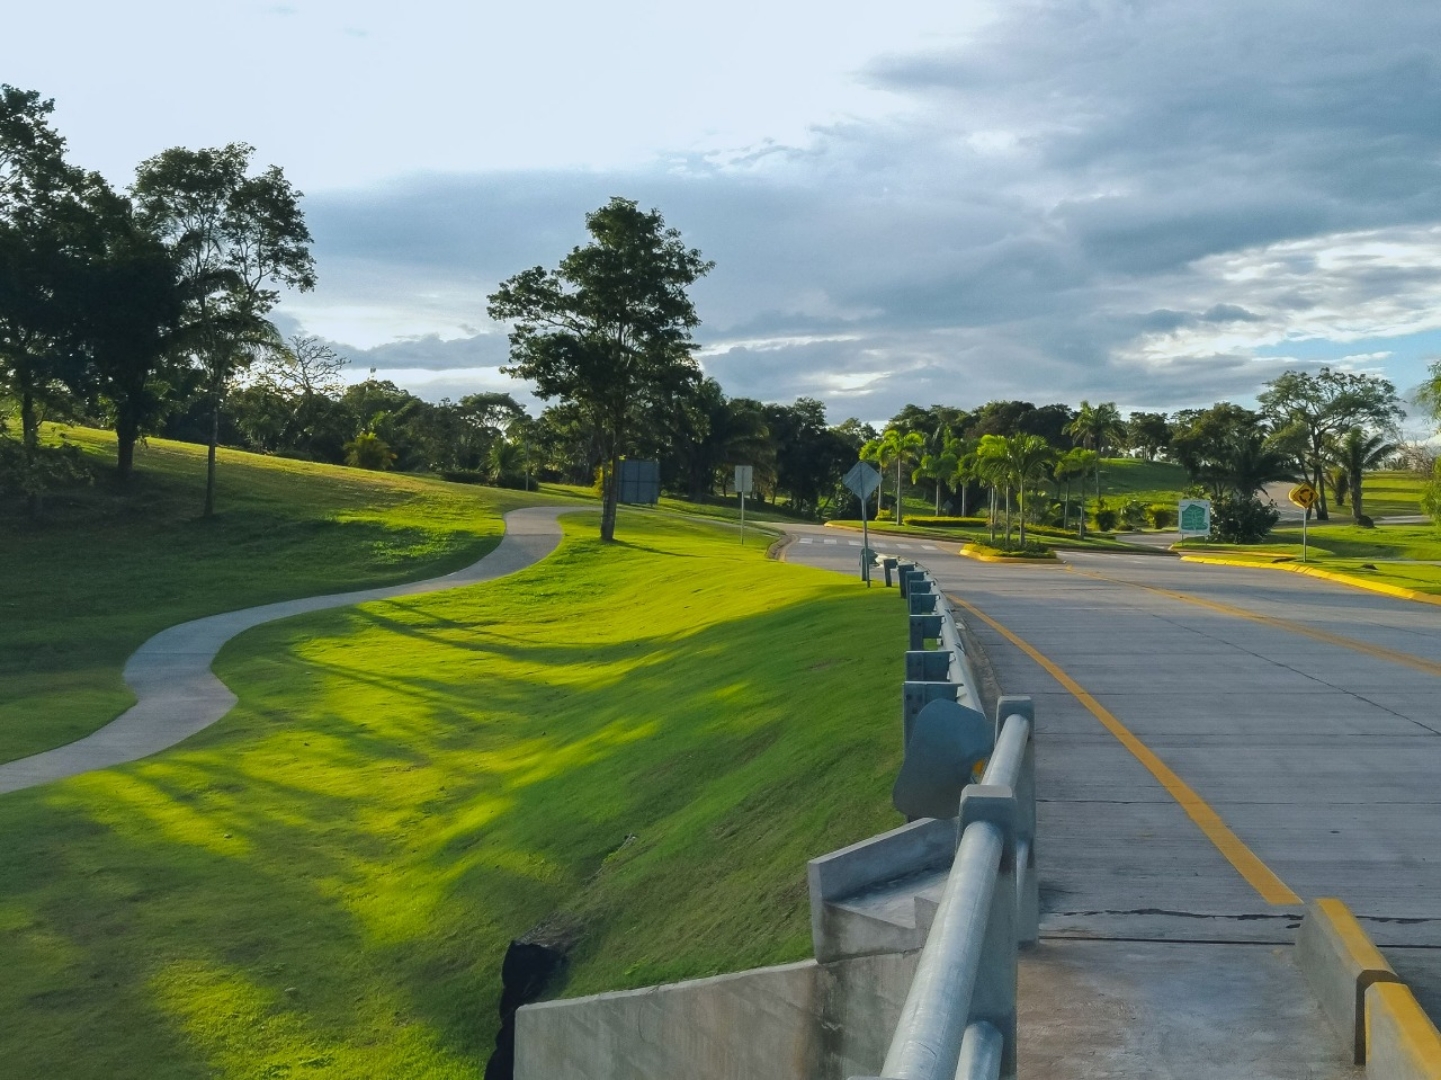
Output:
left=896, top=543, right=913, bottom=550
left=823, top=538, right=838, bottom=545
left=847, top=540, right=861, bottom=546
left=799, top=536, right=814, bottom=544
left=922, top=544, right=938, bottom=551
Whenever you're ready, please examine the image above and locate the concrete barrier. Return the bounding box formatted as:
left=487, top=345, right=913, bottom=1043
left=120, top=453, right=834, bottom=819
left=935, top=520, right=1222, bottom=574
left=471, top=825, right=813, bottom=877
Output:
left=1296, top=897, right=1400, bottom=1063
left=1365, top=982, right=1441, bottom=1080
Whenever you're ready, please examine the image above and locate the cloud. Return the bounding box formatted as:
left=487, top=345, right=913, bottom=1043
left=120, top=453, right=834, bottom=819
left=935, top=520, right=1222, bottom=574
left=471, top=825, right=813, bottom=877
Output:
left=275, top=0, right=1441, bottom=422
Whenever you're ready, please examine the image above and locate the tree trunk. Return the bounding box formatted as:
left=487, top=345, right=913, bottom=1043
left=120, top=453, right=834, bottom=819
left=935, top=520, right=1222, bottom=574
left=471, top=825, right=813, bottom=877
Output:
left=204, top=395, right=219, bottom=518
left=1004, top=486, right=1013, bottom=547
left=1352, top=468, right=1364, bottom=521
left=988, top=488, right=996, bottom=543
left=600, top=451, right=620, bottom=542
left=1018, top=486, right=1027, bottom=547
left=20, top=387, right=40, bottom=519
left=1312, top=445, right=1329, bottom=520
left=960, top=482, right=968, bottom=517
left=895, top=458, right=903, bottom=525
left=116, top=409, right=139, bottom=481
left=935, top=482, right=941, bottom=515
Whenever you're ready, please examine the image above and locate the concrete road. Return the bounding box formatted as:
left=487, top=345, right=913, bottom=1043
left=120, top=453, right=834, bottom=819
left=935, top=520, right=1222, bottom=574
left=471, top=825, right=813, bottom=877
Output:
left=784, top=523, right=1441, bottom=1073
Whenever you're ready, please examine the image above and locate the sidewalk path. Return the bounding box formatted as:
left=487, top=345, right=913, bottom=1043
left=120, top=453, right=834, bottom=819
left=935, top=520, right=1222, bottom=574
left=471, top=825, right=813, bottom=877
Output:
left=0, top=506, right=577, bottom=795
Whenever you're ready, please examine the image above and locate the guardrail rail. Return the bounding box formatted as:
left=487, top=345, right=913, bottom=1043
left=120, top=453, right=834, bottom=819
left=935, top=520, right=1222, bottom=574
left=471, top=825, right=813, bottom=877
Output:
left=856, top=563, right=1038, bottom=1080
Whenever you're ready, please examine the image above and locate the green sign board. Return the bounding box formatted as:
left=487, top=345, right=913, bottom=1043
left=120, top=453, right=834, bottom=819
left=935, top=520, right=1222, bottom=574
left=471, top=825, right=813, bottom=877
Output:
left=1178, top=499, right=1212, bottom=537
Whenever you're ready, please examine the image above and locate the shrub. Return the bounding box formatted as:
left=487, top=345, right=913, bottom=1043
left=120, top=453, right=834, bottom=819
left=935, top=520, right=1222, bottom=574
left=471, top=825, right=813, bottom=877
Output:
left=905, top=515, right=989, bottom=528
left=966, top=538, right=1055, bottom=559
left=1120, top=498, right=1149, bottom=530
left=1093, top=502, right=1119, bottom=532
left=0, top=437, right=93, bottom=503
left=1211, top=493, right=1280, bottom=543
left=1356, top=514, right=1375, bottom=528
left=1147, top=504, right=1175, bottom=529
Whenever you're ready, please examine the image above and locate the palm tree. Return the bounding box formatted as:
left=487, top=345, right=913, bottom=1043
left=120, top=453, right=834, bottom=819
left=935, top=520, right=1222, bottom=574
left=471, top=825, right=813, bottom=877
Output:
left=1054, top=447, right=1095, bottom=536
left=952, top=439, right=981, bottom=517
left=1003, top=434, right=1057, bottom=546
left=912, top=430, right=961, bottom=514
left=862, top=427, right=925, bottom=524
left=975, top=435, right=1011, bottom=543
left=1340, top=427, right=1396, bottom=521
left=1064, top=401, right=1125, bottom=521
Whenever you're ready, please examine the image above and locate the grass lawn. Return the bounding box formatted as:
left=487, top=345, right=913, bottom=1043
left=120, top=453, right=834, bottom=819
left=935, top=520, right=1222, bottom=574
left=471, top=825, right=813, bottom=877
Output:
left=1354, top=470, right=1426, bottom=518
left=1095, top=456, right=1191, bottom=505
left=1, top=425, right=579, bottom=764
left=0, top=511, right=905, bottom=1079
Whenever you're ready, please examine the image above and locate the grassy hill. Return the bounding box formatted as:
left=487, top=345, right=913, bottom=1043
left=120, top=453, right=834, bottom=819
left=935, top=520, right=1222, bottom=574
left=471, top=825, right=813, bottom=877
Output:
left=1, top=443, right=907, bottom=1078
left=1, top=426, right=579, bottom=763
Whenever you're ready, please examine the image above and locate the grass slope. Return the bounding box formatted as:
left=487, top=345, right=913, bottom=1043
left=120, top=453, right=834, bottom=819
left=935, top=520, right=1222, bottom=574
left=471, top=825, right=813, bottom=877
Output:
left=0, top=512, right=905, bottom=1079
left=2, top=426, right=575, bottom=763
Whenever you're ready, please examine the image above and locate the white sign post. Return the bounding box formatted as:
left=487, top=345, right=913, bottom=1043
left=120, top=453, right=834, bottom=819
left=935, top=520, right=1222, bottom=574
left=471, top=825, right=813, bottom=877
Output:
left=843, top=461, right=883, bottom=586
left=1177, top=499, right=1212, bottom=545
left=735, top=465, right=754, bottom=545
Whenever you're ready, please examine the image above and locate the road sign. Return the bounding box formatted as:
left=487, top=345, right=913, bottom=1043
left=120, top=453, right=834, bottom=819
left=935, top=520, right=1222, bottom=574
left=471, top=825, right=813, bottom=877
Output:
left=1289, top=483, right=1318, bottom=511
left=844, top=461, right=882, bottom=500
left=1178, top=498, right=1212, bottom=538
left=734, top=465, right=754, bottom=494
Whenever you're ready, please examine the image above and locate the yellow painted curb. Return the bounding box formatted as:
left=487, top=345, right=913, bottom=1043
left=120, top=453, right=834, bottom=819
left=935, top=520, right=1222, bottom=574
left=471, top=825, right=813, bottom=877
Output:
left=1297, top=898, right=1399, bottom=1063
left=958, top=543, right=1058, bottom=564
left=1366, top=982, right=1441, bottom=1079
left=1179, top=554, right=1441, bottom=608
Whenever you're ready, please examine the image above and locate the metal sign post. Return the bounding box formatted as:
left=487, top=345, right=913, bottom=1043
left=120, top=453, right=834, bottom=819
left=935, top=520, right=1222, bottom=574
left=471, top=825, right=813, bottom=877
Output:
left=1289, top=483, right=1318, bottom=562
left=735, top=465, right=754, bottom=546
left=843, top=461, right=884, bottom=586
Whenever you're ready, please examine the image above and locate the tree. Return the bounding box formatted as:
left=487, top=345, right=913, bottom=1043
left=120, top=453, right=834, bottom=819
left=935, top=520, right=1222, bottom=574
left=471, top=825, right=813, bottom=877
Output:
left=912, top=430, right=960, bottom=514
left=1126, top=411, right=1172, bottom=461
left=1258, top=368, right=1401, bottom=521
left=488, top=198, right=712, bottom=542
left=80, top=189, right=187, bottom=478
left=1171, top=403, right=1293, bottom=499
left=1053, top=447, right=1094, bottom=535
left=862, top=427, right=924, bottom=525
left=134, top=143, right=316, bottom=516
left=1339, top=426, right=1395, bottom=523
left=980, top=434, right=1055, bottom=547
left=1064, top=400, right=1124, bottom=516
left=0, top=86, right=93, bottom=502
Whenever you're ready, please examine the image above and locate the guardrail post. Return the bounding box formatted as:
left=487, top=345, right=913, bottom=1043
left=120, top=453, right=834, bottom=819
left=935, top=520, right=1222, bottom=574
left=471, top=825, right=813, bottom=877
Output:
left=908, top=591, right=939, bottom=615
left=959, top=785, right=1018, bottom=1080
left=995, top=697, right=1038, bottom=947
left=901, top=681, right=961, bottom=745
left=883, top=556, right=898, bottom=587
left=905, top=650, right=952, bottom=682
left=909, top=613, right=943, bottom=651
left=897, top=563, right=917, bottom=597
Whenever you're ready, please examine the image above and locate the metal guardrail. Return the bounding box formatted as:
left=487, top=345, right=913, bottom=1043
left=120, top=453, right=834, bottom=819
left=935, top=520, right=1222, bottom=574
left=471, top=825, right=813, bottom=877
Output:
left=856, top=564, right=1038, bottom=1080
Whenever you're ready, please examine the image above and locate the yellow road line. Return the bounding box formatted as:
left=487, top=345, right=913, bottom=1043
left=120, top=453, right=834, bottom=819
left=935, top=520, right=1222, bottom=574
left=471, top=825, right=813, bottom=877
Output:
left=948, top=593, right=1302, bottom=906
left=1069, top=565, right=1441, bottom=682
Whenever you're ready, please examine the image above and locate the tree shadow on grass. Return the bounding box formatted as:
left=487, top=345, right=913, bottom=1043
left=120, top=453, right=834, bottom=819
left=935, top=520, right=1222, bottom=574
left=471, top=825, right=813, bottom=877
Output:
left=0, top=586, right=904, bottom=1078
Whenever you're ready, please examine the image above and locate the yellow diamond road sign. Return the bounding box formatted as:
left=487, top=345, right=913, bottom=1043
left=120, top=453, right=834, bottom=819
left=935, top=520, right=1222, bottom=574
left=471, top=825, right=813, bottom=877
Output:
left=1289, top=483, right=1319, bottom=510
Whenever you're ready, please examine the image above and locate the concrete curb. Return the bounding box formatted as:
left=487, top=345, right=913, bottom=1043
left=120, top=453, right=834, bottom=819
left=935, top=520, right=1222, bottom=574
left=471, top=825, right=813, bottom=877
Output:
left=1179, top=554, right=1441, bottom=608
left=1366, top=982, right=1441, bottom=1080
left=1297, top=898, right=1401, bottom=1063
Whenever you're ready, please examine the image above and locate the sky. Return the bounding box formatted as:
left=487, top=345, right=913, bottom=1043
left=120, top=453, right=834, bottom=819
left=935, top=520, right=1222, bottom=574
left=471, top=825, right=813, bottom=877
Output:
left=7, top=0, right=1441, bottom=430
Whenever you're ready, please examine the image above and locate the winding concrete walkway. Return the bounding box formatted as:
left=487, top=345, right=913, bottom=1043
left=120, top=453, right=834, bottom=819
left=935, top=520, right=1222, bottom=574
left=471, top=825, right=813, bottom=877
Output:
left=0, top=506, right=577, bottom=795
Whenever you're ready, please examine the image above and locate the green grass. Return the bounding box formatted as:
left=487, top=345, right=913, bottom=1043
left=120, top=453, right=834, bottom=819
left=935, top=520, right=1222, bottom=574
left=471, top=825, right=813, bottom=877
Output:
left=1, top=426, right=578, bottom=764
left=1093, top=457, right=1191, bottom=505
left=0, top=510, right=905, bottom=1079
left=1186, top=521, right=1441, bottom=562
left=1353, top=470, right=1426, bottom=519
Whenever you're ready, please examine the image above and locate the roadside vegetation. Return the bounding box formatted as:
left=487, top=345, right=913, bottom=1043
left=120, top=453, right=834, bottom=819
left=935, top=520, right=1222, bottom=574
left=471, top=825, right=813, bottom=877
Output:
left=0, top=512, right=905, bottom=1079
left=0, top=426, right=578, bottom=763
